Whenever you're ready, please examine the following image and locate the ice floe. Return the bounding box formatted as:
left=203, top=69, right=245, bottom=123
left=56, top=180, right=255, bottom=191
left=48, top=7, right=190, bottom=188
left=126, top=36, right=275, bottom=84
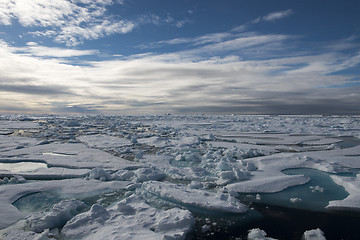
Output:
left=0, top=178, right=129, bottom=229
left=327, top=174, right=360, bottom=210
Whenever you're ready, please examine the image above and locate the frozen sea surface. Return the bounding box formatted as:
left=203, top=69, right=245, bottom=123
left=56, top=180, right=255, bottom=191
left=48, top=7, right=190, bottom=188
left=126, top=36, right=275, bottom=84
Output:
left=0, top=114, right=360, bottom=239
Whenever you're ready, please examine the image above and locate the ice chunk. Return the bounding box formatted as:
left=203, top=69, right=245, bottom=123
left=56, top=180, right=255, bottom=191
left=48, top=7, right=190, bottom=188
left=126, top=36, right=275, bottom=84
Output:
left=189, top=181, right=203, bottom=189
left=310, top=185, right=324, bottom=193
left=201, top=224, right=211, bottom=233
left=133, top=167, right=166, bottom=182
left=248, top=228, right=277, bottom=240
left=290, top=197, right=302, bottom=203
left=88, top=168, right=111, bottom=181
left=30, top=199, right=86, bottom=233
left=302, top=228, right=326, bottom=240
left=62, top=195, right=195, bottom=240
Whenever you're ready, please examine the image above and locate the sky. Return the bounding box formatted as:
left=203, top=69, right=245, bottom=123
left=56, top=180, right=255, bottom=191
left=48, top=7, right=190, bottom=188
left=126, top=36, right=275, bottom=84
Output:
left=0, top=0, right=360, bottom=115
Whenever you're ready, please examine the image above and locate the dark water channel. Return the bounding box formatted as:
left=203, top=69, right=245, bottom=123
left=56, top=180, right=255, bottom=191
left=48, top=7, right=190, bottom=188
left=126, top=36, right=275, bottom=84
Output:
left=191, top=168, right=360, bottom=240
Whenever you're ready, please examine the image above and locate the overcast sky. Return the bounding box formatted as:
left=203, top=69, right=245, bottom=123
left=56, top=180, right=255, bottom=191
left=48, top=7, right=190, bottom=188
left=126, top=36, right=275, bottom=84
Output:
left=0, top=0, right=360, bottom=115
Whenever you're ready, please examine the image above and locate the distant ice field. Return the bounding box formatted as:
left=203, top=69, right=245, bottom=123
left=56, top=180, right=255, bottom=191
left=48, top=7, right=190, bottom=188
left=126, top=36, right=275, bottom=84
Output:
left=0, top=114, right=359, bottom=239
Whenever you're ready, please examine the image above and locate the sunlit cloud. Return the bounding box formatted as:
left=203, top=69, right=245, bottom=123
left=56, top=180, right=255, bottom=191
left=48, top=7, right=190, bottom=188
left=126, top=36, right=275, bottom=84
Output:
left=1, top=26, right=360, bottom=114
left=15, top=42, right=98, bottom=57
left=0, top=0, right=135, bottom=46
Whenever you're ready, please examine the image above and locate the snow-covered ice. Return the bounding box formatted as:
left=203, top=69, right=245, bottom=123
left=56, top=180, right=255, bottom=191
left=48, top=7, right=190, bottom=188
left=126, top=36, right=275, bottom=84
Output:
left=140, top=181, right=248, bottom=213
left=327, top=174, right=360, bottom=210
left=0, top=114, right=359, bottom=239
left=302, top=228, right=326, bottom=240
left=61, top=195, right=195, bottom=240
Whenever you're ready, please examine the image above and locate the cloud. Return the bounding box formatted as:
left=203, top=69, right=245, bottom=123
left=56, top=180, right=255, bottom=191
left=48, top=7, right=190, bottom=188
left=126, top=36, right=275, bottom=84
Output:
left=253, top=9, right=294, bottom=23
left=0, top=83, right=71, bottom=95
left=0, top=0, right=135, bottom=46
left=0, top=0, right=193, bottom=46
left=0, top=22, right=360, bottom=114
left=140, top=9, right=295, bottom=50
left=17, top=43, right=98, bottom=57
left=54, top=102, right=102, bottom=114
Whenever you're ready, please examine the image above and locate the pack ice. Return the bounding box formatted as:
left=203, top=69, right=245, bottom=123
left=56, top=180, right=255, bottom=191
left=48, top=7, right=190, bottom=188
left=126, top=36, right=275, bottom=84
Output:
left=0, top=114, right=359, bottom=239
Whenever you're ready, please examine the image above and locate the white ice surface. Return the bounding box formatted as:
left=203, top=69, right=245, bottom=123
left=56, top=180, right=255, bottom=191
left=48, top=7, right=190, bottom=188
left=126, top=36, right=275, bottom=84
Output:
left=62, top=195, right=195, bottom=240
left=29, top=199, right=86, bottom=233
left=0, top=140, right=142, bottom=171
left=78, top=134, right=132, bottom=148
left=141, top=181, right=248, bottom=213
left=327, top=174, right=360, bottom=210
left=0, top=115, right=359, bottom=239
left=0, top=120, right=40, bottom=129
left=0, top=179, right=129, bottom=229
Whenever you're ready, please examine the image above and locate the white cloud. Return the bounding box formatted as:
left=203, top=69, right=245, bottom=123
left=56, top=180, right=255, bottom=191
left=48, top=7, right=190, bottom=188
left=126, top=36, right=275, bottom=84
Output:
left=0, top=32, right=359, bottom=114
left=0, top=0, right=135, bottom=46
left=253, top=9, right=294, bottom=23
left=53, top=19, right=136, bottom=46
left=19, top=44, right=98, bottom=57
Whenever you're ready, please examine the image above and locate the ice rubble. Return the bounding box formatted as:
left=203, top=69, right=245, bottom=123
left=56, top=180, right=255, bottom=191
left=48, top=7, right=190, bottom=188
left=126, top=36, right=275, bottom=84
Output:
left=302, top=228, right=326, bottom=240
left=62, top=195, right=195, bottom=240
left=246, top=228, right=327, bottom=240
left=29, top=199, right=86, bottom=233
left=141, top=181, right=248, bottom=213
left=0, top=178, right=129, bottom=229
left=0, top=115, right=359, bottom=239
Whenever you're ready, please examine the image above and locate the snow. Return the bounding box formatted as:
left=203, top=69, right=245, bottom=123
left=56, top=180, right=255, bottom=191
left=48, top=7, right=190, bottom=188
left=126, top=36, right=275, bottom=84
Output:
left=327, top=174, right=360, bottom=210
left=0, top=179, right=129, bottom=229
left=78, top=134, right=132, bottom=148
left=62, top=195, right=195, bottom=240
left=0, top=120, right=40, bottom=129
left=29, top=199, right=86, bottom=233
left=0, top=114, right=359, bottom=239
left=87, top=167, right=111, bottom=181
left=141, top=181, right=248, bottom=213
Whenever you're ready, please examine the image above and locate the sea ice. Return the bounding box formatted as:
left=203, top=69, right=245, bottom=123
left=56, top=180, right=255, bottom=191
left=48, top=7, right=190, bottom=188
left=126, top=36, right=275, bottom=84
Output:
left=78, top=134, right=132, bottom=148
left=29, top=199, right=86, bottom=233
left=0, top=178, right=129, bottom=229
left=141, top=181, right=248, bottom=213
left=327, top=174, right=360, bottom=210
left=0, top=141, right=141, bottom=171
left=0, top=114, right=359, bottom=239
left=61, top=195, right=195, bottom=240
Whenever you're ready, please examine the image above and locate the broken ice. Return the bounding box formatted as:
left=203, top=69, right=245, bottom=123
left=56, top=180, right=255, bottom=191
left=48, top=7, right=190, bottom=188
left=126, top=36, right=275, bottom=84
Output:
left=1, top=114, right=360, bottom=239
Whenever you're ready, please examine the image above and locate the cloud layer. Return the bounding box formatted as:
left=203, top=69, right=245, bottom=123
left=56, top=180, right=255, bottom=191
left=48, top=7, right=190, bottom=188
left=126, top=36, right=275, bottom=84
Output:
left=0, top=2, right=359, bottom=114
left=0, top=0, right=134, bottom=46
left=1, top=28, right=360, bottom=114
